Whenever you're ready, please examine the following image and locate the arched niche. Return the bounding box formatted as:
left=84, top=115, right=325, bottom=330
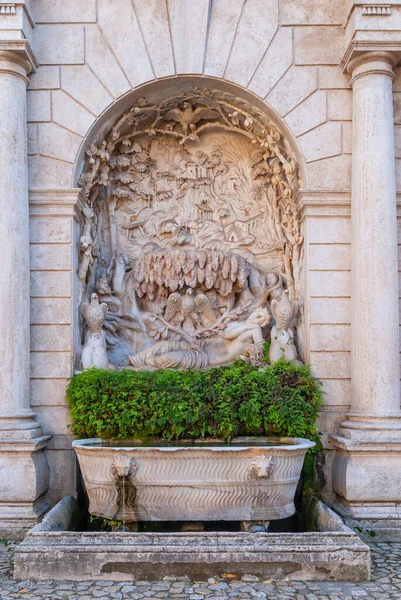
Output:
left=74, top=76, right=305, bottom=371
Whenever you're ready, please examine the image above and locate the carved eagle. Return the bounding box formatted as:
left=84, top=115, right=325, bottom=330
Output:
left=82, top=293, right=108, bottom=334
left=164, top=102, right=219, bottom=134
left=271, top=290, right=297, bottom=331
left=164, top=288, right=216, bottom=335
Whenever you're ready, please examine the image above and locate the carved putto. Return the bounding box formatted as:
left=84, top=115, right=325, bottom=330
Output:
left=77, top=87, right=303, bottom=371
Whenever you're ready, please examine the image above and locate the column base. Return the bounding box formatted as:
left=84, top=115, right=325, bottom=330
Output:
left=330, top=426, right=401, bottom=541
left=0, top=435, right=51, bottom=540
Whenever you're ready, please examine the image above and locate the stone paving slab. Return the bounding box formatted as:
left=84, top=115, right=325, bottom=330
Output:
left=1, top=540, right=401, bottom=599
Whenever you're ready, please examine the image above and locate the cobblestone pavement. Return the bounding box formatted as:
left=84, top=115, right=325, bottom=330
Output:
left=1, top=540, right=401, bottom=599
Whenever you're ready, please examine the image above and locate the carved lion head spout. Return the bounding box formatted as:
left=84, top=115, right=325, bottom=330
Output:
left=111, top=455, right=136, bottom=479
left=248, top=456, right=275, bottom=480
left=77, top=88, right=303, bottom=372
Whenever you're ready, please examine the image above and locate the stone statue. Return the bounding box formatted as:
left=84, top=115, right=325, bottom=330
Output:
left=128, top=307, right=270, bottom=370
left=81, top=293, right=110, bottom=370
left=269, top=290, right=302, bottom=366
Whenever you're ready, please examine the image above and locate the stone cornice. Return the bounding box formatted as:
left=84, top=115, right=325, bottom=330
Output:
left=29, top=188, right=83, bottom=218
left=0, top=39, right=37, bottom=74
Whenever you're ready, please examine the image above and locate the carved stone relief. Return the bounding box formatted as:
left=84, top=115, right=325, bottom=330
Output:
left=77, top=88, right=303, bottom=370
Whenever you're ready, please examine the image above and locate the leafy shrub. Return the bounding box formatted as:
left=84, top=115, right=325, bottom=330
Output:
left=67, top=358, right=323, bottom=444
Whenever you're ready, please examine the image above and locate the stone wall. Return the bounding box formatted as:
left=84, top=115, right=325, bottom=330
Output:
left=9, top=0, right=400, bottom=509
left=23, top=0, right=354, bottom=503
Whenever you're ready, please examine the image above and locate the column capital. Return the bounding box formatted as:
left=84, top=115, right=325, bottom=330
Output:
left=0, top=39, right=37, bottom=83
left=347, top=51, right=397, bottom=85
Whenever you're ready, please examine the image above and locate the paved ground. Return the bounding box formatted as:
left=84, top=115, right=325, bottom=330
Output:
left=1, top=540, right=401, bottom=599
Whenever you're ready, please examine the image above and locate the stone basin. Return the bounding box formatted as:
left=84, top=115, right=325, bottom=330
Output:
left=72, top=437, right=315, bottom=523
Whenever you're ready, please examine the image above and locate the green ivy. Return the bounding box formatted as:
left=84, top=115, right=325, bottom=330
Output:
left=67, top=355, right=323, bottom=444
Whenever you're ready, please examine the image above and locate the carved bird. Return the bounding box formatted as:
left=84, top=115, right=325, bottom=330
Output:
left=82, top=293, right=108, bottom=334
left=164, top=288, right=216, bottom=336
left=271, top=289, right=297, bottom=331
left=164, top=102, right=219, bottom=135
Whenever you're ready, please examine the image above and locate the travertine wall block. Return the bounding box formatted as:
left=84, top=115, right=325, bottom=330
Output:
left=30, top=352, right=72, bottom=379
left=29, top=156, right=73, bottom=189
left=309, top=245, right=351, bottom=270
left=98, top=0, right=153, bottom=86
left=248, top=27, right=293, bottom=98
left=307, top=218, right=351, bottom=244
left=31, top=326, right=72, bottom=352
left=310, top=324, right=351, bottom=351
left=294, top=26, right=344, bottom=66
left=38, top=123, right=82, bottom=164
left=61, top=65, right=113, bottom=116
left=321, top=380, right=351, bottom=406
left=225, top=0, right=278, bottom=86
left=310, top=352, right=351, bottom=379
left=309, top=298, right=351, bottom=324
left=31, top=298, right=71, bottom=325
left=30, top=218, right=71, bottom=244
left=33, top=406, right=72, bottom=434
left=27, top=90, right=51, bottom=122
left=309, top=271, right=351, bottom=297
left=342, top=122, right=352, bottom=154
left=266, top=66, right=317, bottom=116
left=30, top=245, right=71, bottom=271
left=328, top=90, right=353, bottom=121
left=30, top=272, right=72, bottom=298
left=31, top=0, right=97, bottom=23
left=29, top=66, right=60, bottom=90
left=298, top=121, right=342, bottom=162
left=34, top=25, right=84, bottom=65
left=204, top=0, right=244, bottom=77
left=84, top=25, right=131, bottom=99
left=52, top=91, right=95, bottom=138
left=132, top=0, right=175, bottom=78
left=318, top=66, right=351, bottom=89
left=280, top=0, right=345, bottom=25
left=285, top=90, right=327, bottom=137
left=31, top=379, right=70, bottom=407
left=27, top=124, right=38, bottom=155
left=307, top=154, right=352, bottom=190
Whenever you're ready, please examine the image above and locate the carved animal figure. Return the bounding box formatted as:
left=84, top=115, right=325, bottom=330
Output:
left=164, top=102, right=219, bottom=134
left=164, top=289, right=216, bottom=336
left=81, top=293, right=110, bottom=370
left=82, top=293, right=108, bottom=334
left=269, top=290, right=302, bottom=366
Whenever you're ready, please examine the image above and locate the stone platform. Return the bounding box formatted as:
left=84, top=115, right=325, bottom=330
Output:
left=13, top=497, right=370, bottom=582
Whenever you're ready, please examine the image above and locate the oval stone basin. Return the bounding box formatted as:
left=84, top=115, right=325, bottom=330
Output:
left=72, top=437, right=315, bottom=523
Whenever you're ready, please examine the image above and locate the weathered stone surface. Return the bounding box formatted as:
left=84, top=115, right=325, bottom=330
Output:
left=167, top=0, right=210, bottom=74
left=52, top=90, right=95, bottom=137
left=30, top=378, right=69, bottom=406
left=30, top=352, right=72, bottom=379
left=28, top=155, right=73, bottom=188
left=285, top=90, right=327, bottom=137
left=30, top=298, right=72, bottom=325
left=298, top=121, right=342, bottom=162
left=309, top=297, right=351, bottom=324
left=308, top=217, right=351, bottom=244
left=308, top=244, right=351, bottom=270
left=310, top=351, right=351, bottom=379
left=34, top=25, right=85, bottom=65
left=306, top=154, right=352, bottom=190
left=31, top=325, right=72, bottom=352
left=27, top=90, right=51, bottom=122
left=132, top=0, right=175, bottom=78
left=309, top=271, right=351, bottom=297
left=28, top=65, right=60, bottom=90
left=294, top=26, right=344, bottom=66
left=248, top=27, right=293, bottom=99
left=318, top=66, right=351, bottom=89
left=38, top=123, right=82, bottom=163
left=30, top=244, right=72, bottom=271
left=98, top=0, right=153, bottom=87
left=266, top=66, right=317, bottom=116
left=13, top=498, right=369, bottom=582
left=225, top=0, right=278, bottom=86
left=31, top=0, right=97, bottom=23
left=280, top=0, right=345, bottom=25
left=328, top=90, right=353, bottom=121
left=61, top=65, right=113, bottom=116
left=85, top=25, right=131, bottom=99
left=30, top=271, right=72, bottom=298
left=204, top=0, right=244, bottom=77
left=310, top=324, right=351, bottom=351
left=73, top=438, right=314, bottom=523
